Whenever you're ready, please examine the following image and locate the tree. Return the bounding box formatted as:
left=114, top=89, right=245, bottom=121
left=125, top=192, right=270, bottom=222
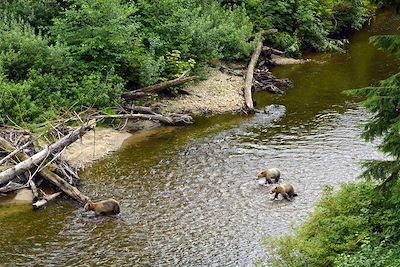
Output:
left=347, top=35, right=400, bottom=187
left=51, top=0, right=139, bottom=73
left=267, top=33, right=400, bottom=267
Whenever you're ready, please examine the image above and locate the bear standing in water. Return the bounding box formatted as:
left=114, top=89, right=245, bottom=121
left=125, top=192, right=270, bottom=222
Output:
left=271, top=183, right=298, bottom=201
left=84, top=198, right=120, bottom=216
left=256, top=168, right=281, bottom=184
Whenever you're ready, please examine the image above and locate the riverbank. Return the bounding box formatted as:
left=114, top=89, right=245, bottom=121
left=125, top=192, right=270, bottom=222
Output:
left=63, top=68, right=246, bottom=168
left=63, top=56, right=313, bottom=169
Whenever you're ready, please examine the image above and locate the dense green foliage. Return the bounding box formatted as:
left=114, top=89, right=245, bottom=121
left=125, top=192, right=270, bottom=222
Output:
left=220, top=0, right=387, bottom=56
left=0, top=0, right=256, bottom=127
left=268, top=183, right=400, bottom=266
left=0, top=0, right=395, bottom=127
left=267, top=30, right=400, bottom=267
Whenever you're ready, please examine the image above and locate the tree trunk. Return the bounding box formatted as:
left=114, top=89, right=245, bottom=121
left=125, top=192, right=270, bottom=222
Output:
left=123, top=76, right=198, bottom=100
left=93, top=113, right=193, bottom=125
left=244, top=41, right=263, bottom=112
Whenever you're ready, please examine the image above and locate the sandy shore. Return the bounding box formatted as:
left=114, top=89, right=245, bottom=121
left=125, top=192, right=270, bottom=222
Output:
left=156, top=69, right=246, bottom=115
left=62, top=128, right=132, bottom=169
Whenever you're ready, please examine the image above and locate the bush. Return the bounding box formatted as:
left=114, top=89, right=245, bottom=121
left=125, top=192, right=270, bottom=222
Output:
left=221, top=0, right=380, bottom=54
left=335, top=243, right=400, bottom=267
left=136, top=0, right=255, bottom=65
left=268, top=180, right=400, bottom=267
left=0, top=10, right=124, bottom=126
left=51, top=0, right=140, bottom=74
left=0, top=0, right=64, bottom=32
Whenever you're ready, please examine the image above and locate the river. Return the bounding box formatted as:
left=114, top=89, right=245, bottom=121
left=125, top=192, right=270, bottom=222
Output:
left=1, top=8, right=400, bottom=267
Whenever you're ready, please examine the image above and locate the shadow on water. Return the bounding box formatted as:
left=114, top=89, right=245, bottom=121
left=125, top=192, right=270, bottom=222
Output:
left=1, top=8, right=400, bottom=267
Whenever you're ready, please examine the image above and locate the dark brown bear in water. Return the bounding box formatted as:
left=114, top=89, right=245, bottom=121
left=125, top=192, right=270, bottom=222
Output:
left=84, top=198, right=120, bottom=216
left=271, top=183, right=298, bottom=201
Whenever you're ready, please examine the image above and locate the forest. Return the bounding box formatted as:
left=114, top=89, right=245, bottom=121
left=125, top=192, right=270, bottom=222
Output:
left=0, top=0, right=392, bottom=127
left=1, top=0, right=400, bottom=266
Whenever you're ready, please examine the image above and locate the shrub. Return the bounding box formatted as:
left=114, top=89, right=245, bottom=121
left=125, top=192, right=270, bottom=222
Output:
left=51, top=0, right=140, bottom=75
left=136, top=0, right=255, bottom=65
left=335, top=243, right=400, bottom=267
left=268, top=183, right=378, bottom=266
left=0, top=0, right=64, bottom=32
left=0, top=10, right=124, bottom=126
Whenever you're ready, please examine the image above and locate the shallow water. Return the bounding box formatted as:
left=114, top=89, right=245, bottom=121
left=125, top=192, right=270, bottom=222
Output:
left=1, top=8, right=400, bottom=267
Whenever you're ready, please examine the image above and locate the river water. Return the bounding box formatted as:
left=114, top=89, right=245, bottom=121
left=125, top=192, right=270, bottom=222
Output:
left=1, top=9, right=400, bottom=267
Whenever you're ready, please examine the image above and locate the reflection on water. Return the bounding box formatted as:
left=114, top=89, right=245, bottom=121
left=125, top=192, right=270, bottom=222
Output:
left=1, top=8, right=400, bottom=267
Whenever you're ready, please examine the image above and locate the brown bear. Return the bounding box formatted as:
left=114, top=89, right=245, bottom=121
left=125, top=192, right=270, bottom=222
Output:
left=271, top=183, right=298, bottom=201
left=256, top=168, right=281, bottom=184
left=84, top=198, right=120, bottom=216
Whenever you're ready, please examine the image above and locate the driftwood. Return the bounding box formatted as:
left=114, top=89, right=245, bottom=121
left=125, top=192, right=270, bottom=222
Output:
left=262, top=46, right=284, bottom=56
left=0, top=120, right=96, bottom=204
left=0, top=181, right=27, bottom=193
left=0, top=120, right=95, bottom=187
left=123, top=75, right=199, bottom=100
left=0, top=133, right=89, bottom=204
left=252, top=66, right=293, bottom=94
left=35, top=164, right=88, bottom=204
left=33, top=191, right=62, bottom=209
left=124, top=105, right=159, bottom=115
left=218, top=65, right=245, bottom=77
left=244, top=41, right=263, bottom=112
left=93, top=113, right=193, bottom=125
left=0, top=136, right=36, bottom=166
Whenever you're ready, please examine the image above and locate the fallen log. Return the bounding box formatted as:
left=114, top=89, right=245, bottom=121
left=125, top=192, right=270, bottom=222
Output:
left=244, top=41, right=263, bottom=112
left=0, top=119, right=96, bottom=186
left=0, top=135, right=89, bottom=204
left=124, top=105, right=158, bottom=115
left=262, top=46, right=284, bottom=55
left=36, top=165, right=88, bottom=204
left=123, top=76, right=199, bottom=100
left=33, top=191, right=62, bottom=209
left=121, top=91, right=156, bottom=100
left=93, top=113, right=193, bottom=125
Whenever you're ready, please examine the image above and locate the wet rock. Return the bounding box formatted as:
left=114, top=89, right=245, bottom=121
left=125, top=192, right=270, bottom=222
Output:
left=13, top=188, right=34, bottom=204
left=264, top=104, right=286, bottom=122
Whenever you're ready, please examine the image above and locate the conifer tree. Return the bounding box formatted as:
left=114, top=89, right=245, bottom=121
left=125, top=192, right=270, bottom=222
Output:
left=347, top=35, right=400, bottom=187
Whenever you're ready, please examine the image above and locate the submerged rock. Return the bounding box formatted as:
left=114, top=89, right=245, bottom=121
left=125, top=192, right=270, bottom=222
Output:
left=264, top=104, right=286, bottom=122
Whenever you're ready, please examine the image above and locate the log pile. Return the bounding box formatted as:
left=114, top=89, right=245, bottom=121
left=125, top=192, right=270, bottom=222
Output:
left=251, top=46, right=294, bottom=95
left=0, top=106, right=193, bottom=210
left=253, top=65, right=293, bottom=95
left=0, top=121, right=95, bottom=208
